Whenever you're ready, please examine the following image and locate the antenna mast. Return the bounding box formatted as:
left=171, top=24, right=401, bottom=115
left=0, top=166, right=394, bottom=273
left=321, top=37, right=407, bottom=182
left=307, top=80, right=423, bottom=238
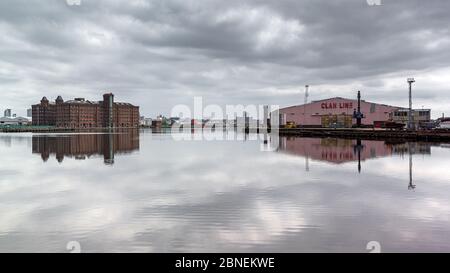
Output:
left=304, top=85, right=310, bottom=105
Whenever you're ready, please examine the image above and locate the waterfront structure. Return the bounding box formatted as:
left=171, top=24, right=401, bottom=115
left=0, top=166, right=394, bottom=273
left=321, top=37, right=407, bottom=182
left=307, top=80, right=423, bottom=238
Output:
left=439, top=122, right=450, bottom=129
left=140, top=116, right=153, bottom=127
left=3, top=109, right=12, bottom=118
left=150, top=115, right=179, bottom=128
left=32, top=93, right=139, bottom=128
left=0, top=117, right=30, bottom=126
left=279, top=97, right=431, bottom=128
left=438, top=118, right=450, bottom=129
left=390, top=109, right=431, bottom=129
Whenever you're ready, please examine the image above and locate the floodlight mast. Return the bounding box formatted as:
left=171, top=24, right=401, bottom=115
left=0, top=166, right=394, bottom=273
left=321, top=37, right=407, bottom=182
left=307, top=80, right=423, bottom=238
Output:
left=303, top=85, right=310, bottom=117
left=304, top=85, right=309, bottom=105
left=407, top=78, right=415, bottom=130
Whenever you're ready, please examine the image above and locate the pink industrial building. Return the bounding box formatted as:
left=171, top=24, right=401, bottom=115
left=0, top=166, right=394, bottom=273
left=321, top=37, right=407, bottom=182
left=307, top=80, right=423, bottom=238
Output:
left=279, top=97, right=401, bottom=128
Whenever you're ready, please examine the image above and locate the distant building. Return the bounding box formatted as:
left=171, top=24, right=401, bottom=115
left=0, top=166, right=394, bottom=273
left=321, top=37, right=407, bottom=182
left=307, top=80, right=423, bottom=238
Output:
left=279, top=97, right=431, bottom=128
left=152, top=119, right=162, bottom=128
left=32, top=93, right=140, bottom=128
left=0, top=116, right=30, bottom=126
left=27, top=108, right=32, bottom=118
left=390, top=109, right=431, bottom=129
left=4, top=109, right=12, bottom=118
left=439, top=120, right=450, bottom=129
left=139, top=116, right=153, bottom=127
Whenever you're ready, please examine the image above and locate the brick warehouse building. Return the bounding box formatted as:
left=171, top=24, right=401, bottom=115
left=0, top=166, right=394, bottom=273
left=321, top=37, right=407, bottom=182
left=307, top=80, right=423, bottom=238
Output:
left=32, top=93, right=139, bottom=128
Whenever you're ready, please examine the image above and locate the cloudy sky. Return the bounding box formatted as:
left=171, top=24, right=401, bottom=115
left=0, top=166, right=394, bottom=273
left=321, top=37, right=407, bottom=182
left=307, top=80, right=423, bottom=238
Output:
left=1, top=0, right=449, bottom=118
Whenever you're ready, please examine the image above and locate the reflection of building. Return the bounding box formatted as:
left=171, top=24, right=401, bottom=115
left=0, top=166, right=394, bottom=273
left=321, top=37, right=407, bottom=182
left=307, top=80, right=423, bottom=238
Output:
left=278, top=137, right=432, bottom=187
left=32, top=93, right=139, bottom=128
left=389, top=141, right=432, bottom=156
left=279, top=97, right=431, bottom=128
left=279, top=137, right=393, bottom=164
left=32, top=131, right=139, bottom=165
left=278, top=137, right=432, bottom=164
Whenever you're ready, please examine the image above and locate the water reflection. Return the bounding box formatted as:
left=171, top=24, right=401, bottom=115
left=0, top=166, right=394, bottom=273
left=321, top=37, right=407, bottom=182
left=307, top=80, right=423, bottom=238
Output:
left=1, top=131, right=450, bottom=252
left=278, top=137, right=431, bottom=165
left=277, top=137, right=437, bottom=191
left=32, top=130, right=139, bottom=165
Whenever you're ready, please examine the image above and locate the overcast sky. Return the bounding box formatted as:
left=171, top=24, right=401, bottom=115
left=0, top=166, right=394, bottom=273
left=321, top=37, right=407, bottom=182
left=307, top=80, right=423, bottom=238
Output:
left=1, top=0, right=449, bottom=118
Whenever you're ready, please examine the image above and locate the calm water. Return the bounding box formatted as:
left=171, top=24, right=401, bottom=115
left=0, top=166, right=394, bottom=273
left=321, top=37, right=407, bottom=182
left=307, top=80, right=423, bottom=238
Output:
left=1, top=129, right=450, bottom=253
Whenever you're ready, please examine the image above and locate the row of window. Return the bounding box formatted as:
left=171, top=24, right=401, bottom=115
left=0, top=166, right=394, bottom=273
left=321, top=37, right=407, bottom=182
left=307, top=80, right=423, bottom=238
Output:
left=393, top=111, right=430, bottom=117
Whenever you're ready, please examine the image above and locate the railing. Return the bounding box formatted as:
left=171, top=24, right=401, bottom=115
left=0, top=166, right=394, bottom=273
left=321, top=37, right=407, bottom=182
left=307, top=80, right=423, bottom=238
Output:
left=0, top=125, right=56, bottom=132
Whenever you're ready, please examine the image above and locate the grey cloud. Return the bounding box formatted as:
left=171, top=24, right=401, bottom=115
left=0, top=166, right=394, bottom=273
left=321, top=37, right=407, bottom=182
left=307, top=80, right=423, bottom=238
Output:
left=0, top=0, right=449, bottom=117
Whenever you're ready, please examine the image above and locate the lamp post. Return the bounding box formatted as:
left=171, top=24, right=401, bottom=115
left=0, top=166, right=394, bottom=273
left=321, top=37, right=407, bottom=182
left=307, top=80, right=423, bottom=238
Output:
left=407, top=78, right=415, bottom=130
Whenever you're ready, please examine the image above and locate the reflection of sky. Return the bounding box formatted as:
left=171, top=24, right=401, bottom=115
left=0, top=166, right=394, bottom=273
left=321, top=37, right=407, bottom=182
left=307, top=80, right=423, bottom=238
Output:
left=0, top=132, right=450, bottom=252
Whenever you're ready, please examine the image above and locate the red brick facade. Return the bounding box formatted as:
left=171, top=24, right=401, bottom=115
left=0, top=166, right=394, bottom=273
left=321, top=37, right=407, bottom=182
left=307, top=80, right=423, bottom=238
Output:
left=32, top=93, right=139, bottom=128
